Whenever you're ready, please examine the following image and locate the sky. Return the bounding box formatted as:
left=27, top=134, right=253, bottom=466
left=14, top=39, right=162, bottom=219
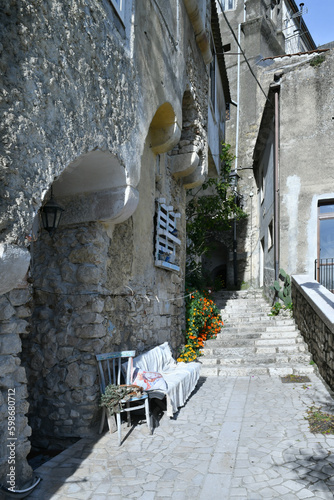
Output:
left=301, top=0, right=334, bottom=46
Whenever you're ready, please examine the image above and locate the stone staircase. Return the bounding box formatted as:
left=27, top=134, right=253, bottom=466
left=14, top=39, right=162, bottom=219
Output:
left=200, top=289, right=315, bottom=377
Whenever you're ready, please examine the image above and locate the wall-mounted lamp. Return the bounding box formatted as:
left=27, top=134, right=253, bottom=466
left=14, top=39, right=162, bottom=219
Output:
left=40, top=187, right=64, bottom=234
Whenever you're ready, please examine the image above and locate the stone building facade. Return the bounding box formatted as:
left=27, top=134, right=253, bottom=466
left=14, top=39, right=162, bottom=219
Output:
left=0, top=0, right=230, bottom=488
left=253, top=49, right=334, bottom=295
left=217, top=0, right=316, bottom=288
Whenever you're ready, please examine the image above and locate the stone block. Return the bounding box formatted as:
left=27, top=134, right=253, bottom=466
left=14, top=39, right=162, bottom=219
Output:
left=8, top=289, right=31, bottom=307
left=76, top=323, right=106, bottom=339
left=14, top=384, right=29, bottom=402
left=73, top=313, right=104, bottom=325
left=0, top=297, right=16, bottom=321
left=91, top=298, right=105, bottom=313
left=65, top=362, right=81, bottom=387
left=15, top=320, right=30, bottom=334
left=71, top=390, right=84, bottom=404
left=30, top=350, right=44, bottom=371
left=44, top=347, right=58, bottom=368
left=60, top=262, right=77, bottom=283
left=0, top=322, right=17, bottom=335
left=76, top=264, right=101, bottom=284
left=0, top=334, right=22, bottom=355
left=58, top=347, right=74, bottom=360
left=0, top=355, right=17, bottom=375
left=16, top=306, right=32, bottom=318
left=69, top=246, right=101, bottom=264
left=81, top=370, right=97, bottom=387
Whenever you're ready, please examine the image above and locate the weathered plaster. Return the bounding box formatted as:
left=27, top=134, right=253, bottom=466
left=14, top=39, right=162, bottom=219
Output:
left=282, top=175, right=301, bottom=275
left=0, top=244, right=31, bottom=295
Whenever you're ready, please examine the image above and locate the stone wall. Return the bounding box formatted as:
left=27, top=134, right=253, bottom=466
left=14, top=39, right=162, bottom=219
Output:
left=0, top=0, right=139, bottom=246
left=292, top=275, right=334, bottom=391
left=0, top=0, right=216, bottom=486
left=23, top=149, right=187, bottom=449
left=0, top=288, right=32, bottom=486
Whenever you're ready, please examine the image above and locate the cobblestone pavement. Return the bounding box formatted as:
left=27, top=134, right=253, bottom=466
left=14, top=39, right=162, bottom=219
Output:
left=28, top=373, right=334, bottom=499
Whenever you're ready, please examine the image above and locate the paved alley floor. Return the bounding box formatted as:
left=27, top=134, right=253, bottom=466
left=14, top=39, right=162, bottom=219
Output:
left=28, top=372, right=334, bottom=500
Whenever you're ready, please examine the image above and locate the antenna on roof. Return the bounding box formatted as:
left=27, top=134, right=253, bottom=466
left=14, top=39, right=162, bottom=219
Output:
left=291, top=4, right=308, bottom=18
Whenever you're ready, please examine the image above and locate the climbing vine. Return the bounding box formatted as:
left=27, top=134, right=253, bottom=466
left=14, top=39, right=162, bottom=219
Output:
left=186, top=143, right=246, bottom=286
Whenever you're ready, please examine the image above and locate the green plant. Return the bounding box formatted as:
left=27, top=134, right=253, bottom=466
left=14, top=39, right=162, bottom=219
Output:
left=100, top=384, right=143, bottom=415
left=310, top=55, right=326, bottom=67
left=272, top=268, right=292, bottom=308
left=305, top=405, right=334, bottom=434
left=178, top=289, right=223, bottom=362
left=186, top=143, right=247, bottom=282
left=269, top=301, right=283, bottom=316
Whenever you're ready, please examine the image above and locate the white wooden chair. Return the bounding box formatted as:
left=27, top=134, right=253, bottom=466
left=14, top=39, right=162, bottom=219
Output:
left=96, top=351, right=152, bottom=445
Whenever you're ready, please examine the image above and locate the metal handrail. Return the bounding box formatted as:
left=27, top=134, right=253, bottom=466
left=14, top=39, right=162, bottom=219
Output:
left=315, top=258, right=334, bottom=293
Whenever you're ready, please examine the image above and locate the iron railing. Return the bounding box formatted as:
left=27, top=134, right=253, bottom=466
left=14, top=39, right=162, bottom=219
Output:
left=315, top=258, right=334, bottom=293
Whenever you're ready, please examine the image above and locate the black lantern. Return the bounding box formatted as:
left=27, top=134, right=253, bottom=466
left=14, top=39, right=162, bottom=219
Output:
left=40, top=188, right=64, bottom=234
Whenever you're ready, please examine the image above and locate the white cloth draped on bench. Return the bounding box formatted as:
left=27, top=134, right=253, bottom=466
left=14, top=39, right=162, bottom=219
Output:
left=125, top=342, right=201, bottom=416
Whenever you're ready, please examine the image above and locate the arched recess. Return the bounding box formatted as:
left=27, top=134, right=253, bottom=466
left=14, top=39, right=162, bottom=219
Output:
left=202, top=242, right=229, bottom=288
left=169, top=88, right=207, bottom=188
left=22, top=148, right=140, bottom=453
left=52, top=149, right=139, bottom=225
left=149, top=102, right=182, bottom=154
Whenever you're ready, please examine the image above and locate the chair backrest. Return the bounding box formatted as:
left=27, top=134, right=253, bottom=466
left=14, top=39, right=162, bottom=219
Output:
left=95, top=351, right=136, bottom=394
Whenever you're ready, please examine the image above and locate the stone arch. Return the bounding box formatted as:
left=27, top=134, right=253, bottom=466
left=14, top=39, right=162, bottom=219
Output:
left=148, top=102, right=182, bottom=154
left=52, top=149, right=139, bottom=226
left=21, top=148, right=141, bottom=454
left=169, top=88, right=207, bottom=188
left=202, top=242, right=229, bottom=288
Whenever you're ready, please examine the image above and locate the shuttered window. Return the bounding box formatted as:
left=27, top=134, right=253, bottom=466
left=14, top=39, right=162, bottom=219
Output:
left=155, top=199, right=181, bottom=272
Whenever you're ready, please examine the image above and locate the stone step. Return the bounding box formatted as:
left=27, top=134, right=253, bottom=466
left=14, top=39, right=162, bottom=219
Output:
left=222, top=299, right=269, bottom=305
left=222, top=325, right=297, bottom=334
left=202, top=289, right=315, bottom=379
left=200, top=364, right=315, bottom=377
left=223, top=319, right=295, bottom=327
left=202, top=334, right=310, bottom=361
left=213, top=331, right=300, bottom=343
left=203, top=342, right=307, bottom=357
left=199, top=352, right=311, bottom=365
left=222, top=314, right=272, bottom=321
left=223, top=300, right=271, bottom=311
left=217, top=302, right=268, bottom=310
left=203, top=343, right=308, bottom=356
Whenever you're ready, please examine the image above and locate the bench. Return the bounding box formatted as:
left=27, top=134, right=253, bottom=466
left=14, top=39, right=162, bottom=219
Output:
left=127, top=342, right=201, bottom=417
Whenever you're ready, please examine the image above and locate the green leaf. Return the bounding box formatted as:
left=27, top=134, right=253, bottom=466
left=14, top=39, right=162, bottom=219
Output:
left=279, top=268, right=287, bottom=279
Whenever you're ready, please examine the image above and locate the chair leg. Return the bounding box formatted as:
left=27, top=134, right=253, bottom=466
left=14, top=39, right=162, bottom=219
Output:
left=99, top=406, right=106, bottom=434
left=126, top=402, right=131, bottom=427
left=107, top=410, right=117, bottom=434
left=145, top=397, right=152, bottom=434
left=116, top=412, right=122, bottom=446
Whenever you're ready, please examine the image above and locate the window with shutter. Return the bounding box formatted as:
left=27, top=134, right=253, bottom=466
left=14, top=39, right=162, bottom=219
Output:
left=155, top=199, right=181, bottom=272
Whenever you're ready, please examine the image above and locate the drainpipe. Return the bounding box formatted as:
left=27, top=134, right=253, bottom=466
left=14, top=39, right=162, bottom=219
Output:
left=234, top=0, right=246, bottom=170
left=274, top=87, right=280, bottom=282
left=235, top=22, right=241, bottom=171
